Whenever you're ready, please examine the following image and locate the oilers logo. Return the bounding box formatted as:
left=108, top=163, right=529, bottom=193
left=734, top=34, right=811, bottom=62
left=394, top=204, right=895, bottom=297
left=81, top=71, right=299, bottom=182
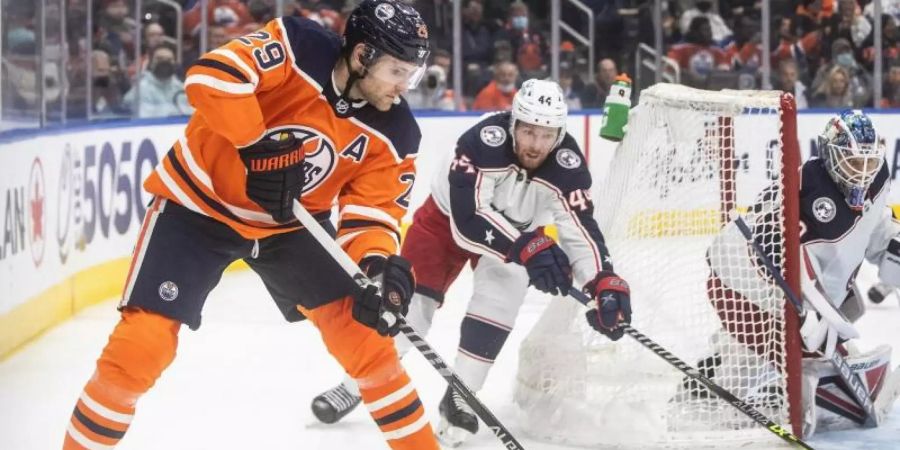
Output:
left=268, top=126, right=338, bottom=195
left=689, top=50, right=715, bottom=76
left=158, top=281, right=179, bottom=301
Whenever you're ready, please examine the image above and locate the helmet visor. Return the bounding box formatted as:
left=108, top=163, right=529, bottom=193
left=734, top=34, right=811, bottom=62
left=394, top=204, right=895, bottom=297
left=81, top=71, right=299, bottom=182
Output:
left=366, top=54, right=427, bottom=90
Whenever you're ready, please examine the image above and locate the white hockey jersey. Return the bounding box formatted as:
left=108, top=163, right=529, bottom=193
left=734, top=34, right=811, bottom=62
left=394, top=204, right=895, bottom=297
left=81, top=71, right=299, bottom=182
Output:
left=710, top=157, right=899, bottom=309
left=430, top=112, right=612, bottom=285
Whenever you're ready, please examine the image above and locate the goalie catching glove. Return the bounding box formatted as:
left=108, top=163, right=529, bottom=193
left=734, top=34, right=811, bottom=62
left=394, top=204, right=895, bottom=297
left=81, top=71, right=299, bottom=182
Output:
left=583, top=271, right=632, bottom=340
left=239, top=131, right=305, bottom=223
left=353, top=255, right=415, bottom=337
left=507, top=228, right=573, bottom=295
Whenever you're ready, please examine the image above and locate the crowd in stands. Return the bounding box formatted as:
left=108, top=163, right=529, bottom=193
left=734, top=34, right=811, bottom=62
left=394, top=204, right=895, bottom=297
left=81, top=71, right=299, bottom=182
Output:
left=2, top=0, right=899, bottom=124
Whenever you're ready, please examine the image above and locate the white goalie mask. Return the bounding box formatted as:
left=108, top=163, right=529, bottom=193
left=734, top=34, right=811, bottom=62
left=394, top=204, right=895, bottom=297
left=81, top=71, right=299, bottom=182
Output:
left=510, top=79, right=568, bottom=149
left=818, top=109, right=885, bottom=210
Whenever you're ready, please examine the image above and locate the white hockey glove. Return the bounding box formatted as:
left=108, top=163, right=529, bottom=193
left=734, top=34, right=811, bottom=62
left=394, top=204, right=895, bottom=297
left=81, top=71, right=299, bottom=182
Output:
left=799, top=260, right=859, bottom=358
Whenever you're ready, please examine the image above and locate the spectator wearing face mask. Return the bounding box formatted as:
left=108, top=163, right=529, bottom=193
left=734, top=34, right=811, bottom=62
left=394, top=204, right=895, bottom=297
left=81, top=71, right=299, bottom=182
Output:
left=494, top=2, right=546, bottom=75
left=124, top=44, right=192, bottom=117
left=811, top=38, right=872, bottom=106
left=91, top=49, right=131, bottom=118
left=472, top=61, right=519, bottom=111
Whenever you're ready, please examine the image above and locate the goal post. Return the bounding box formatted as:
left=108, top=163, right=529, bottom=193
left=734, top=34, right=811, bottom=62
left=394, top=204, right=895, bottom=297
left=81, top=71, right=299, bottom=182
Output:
left=514, top=84, right=802, bottom=448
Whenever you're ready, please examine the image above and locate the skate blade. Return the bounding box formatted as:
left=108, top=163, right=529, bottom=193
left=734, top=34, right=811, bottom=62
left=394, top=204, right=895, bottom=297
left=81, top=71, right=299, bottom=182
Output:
left=436, top=418, right=474, bottom=448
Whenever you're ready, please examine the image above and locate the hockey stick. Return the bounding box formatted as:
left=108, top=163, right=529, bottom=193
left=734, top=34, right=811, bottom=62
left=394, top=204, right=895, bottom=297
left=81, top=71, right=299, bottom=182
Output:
left=733, top=215, right=879, bottom=427
left=291, top=201, right=526, bottom=449
left=567, top=287, right=814, bottom=449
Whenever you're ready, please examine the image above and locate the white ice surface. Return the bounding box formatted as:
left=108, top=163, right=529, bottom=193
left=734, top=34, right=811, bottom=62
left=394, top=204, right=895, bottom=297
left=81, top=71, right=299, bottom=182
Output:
left=1, top=264, right=898, bottom=450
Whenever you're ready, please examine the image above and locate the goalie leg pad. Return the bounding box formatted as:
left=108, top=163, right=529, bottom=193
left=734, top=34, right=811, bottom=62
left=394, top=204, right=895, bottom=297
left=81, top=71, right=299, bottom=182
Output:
left=804, top=344, right=894, bottom=433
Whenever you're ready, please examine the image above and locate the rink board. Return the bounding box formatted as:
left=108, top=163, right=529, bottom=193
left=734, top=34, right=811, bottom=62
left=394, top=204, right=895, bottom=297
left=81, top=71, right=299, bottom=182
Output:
left=1, top=109, right=899, bottom=359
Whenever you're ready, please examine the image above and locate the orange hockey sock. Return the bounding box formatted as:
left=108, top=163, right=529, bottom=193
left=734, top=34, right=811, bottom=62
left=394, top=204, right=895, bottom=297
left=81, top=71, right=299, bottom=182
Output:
left=301, top=298, right=439, bottom=450
left=63, top=309, right=180, bottom=449
left=359, top=371, right=438, bottom=450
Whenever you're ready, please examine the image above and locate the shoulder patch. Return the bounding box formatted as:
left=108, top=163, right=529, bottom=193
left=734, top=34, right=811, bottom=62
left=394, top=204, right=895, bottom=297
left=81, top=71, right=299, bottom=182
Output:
left=280, top=16, right=341, bottom=89
left=555, top=148, right=582, bottom=169
left=812, top=197, right=837, bottom=223
left=480, top=125, right=507, bottom=147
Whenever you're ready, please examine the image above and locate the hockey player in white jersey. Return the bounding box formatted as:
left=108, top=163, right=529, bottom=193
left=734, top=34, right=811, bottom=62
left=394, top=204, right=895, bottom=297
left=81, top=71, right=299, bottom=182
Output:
left=310, top=79, right=632, bottom=446
left=705, top=109, right=900, bottom=435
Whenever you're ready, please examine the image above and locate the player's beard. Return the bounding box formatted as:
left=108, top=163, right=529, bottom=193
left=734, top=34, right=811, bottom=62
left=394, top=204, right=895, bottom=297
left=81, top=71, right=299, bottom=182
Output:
left=516, top=147, right=550, bottom=170
left=357, top=78, right=398, bottom=111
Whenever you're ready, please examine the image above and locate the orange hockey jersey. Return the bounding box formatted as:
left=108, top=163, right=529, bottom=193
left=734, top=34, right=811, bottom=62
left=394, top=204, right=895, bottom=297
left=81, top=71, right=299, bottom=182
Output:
left=143, top=16, right=421, bottom=262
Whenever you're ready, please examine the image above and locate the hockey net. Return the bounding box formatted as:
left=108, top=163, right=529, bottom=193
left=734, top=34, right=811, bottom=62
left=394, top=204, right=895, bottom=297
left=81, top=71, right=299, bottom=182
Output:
left=514, top=84, right=802, bottom=448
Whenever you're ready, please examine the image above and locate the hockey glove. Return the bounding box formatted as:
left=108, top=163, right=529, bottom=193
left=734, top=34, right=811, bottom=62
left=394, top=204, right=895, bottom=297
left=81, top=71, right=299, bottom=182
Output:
left=507, top=228, right=573, bottom=295
left=799, top=255, right=859, bottom=358
left=238, top=131, right=305, bottom=223
left=584, top=271, right=632, bottom=341
left=799, top=306, right=858, bottom=358
left=352, top=255, right=415, bottom=337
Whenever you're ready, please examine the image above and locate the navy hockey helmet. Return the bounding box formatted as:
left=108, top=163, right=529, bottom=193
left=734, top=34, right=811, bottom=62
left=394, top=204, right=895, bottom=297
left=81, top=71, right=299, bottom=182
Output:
left=343, top=0, right=431, bottom=69
left=818, top=109, right=885, bottom=210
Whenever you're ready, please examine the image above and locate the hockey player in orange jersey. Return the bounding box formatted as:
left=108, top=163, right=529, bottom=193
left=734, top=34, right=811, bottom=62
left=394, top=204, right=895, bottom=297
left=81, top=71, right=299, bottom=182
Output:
left=62, top=1, right=439, bottom=449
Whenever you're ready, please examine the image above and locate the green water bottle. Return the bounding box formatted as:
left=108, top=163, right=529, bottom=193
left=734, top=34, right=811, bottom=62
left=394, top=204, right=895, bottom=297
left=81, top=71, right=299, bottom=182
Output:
left=600, top=74, right=632, bottom=142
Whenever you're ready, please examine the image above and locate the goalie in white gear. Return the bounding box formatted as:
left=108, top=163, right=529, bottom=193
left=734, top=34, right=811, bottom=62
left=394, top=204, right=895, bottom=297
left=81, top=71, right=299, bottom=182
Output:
left=704, top=109, right=900, bottom=436
left=309, top=79, right=631, bottom=446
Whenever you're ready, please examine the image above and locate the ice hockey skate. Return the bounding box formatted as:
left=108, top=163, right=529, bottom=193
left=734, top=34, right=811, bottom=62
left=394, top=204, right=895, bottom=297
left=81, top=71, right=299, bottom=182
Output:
left=311, top=382, right=362, bottom=424
left=437, top=387, right=479, bottom=447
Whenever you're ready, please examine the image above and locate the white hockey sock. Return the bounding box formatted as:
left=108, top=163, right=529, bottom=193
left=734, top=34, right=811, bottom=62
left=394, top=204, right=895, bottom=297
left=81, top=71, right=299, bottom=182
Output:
left=453, top=351, right=493, bottom=392
left=395, top=292, right=439, bottom=356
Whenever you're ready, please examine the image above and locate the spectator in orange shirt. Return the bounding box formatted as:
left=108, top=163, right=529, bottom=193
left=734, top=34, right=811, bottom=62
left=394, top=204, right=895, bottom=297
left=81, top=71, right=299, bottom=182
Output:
left=472, top=61, right=519, bottom=111
left=772, top=15, right=821, bottom=73
left=724, top=15, right=761, bottom=71
left=667, top=16, right=729, bottom=84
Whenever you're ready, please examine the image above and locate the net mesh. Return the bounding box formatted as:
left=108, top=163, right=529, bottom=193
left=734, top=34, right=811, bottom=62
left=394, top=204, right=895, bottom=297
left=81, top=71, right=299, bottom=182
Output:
left=514, top=84, right=796, bottom=448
